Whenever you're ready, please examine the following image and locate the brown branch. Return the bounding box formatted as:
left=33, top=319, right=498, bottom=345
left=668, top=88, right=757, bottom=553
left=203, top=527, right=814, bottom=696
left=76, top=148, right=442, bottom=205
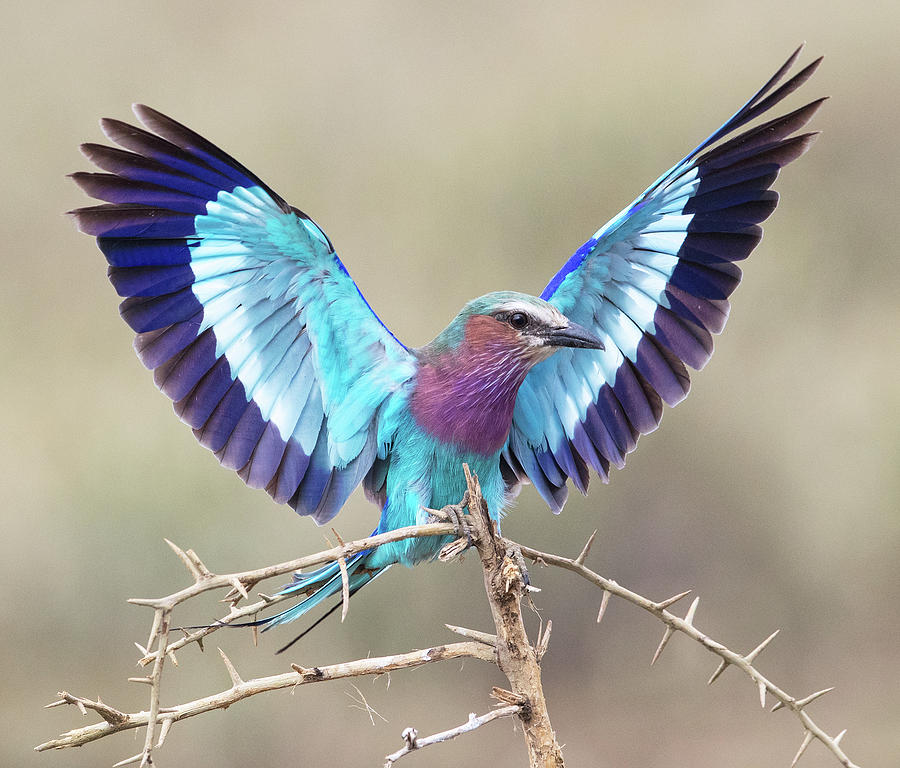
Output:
left=460, top=465, right=564, bottom=768
left=518, top=539, right=861, bottom=768
left=35, top=641, right=495, bottom=752
left=37, top=521, right=456, bottom=767
left=130, top=522, right=457, bottom=611
left=36, top=477, right=861, bottom=768
left=136, top=522, right=458, bottom=662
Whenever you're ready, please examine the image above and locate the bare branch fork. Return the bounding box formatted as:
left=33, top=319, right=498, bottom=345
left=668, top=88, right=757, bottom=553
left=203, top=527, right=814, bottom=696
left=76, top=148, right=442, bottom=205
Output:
left=37, top=468, right=859, bottom=768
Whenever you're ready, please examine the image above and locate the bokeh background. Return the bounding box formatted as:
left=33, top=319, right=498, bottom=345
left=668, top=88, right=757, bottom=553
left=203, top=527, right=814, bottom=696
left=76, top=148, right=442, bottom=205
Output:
left=3, top=2, right=897, bottom=766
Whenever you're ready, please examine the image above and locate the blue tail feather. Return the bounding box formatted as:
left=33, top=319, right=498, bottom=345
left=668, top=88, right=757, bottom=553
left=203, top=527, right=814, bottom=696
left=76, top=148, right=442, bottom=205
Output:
left=259, top=546, right=387, bottom=630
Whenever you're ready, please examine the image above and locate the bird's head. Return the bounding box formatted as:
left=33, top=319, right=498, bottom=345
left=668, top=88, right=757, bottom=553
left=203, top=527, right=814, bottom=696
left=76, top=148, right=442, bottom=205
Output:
left=412, top=292, right=604, bottom=454
left=422, top=291, right=604, bottom=362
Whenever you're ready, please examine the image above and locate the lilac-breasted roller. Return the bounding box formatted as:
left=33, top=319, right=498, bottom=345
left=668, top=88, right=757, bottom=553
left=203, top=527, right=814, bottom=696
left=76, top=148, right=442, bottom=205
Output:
left=71, top=48, right=822, bottom=630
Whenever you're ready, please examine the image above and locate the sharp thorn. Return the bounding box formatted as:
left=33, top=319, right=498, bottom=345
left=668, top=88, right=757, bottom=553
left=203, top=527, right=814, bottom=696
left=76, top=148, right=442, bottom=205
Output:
left=596, top=590, right=611, bottom=624
left=128, top=677, right=153, bottom=685
left=127, top=597, right=161, bottom=607
left=651, top=627, right=674, bottom=666
left=157, top=717, right=173, bottom=747
left=164, top=537, right=205, bottom=582
left=112, top=752, right=143, bottom=768
left=444, top=624, right=497, bottom=646
left=795, top=687, right=835, bottom=709
left=184, top=547, right=213, bottom=579
left=133, top=642, right=149, bottom=657
left=745, top=629, right=780, bottom=663
left=258, top=591, right=275, bottom=603
left=771, top=699, right=787, bottom=712
left=758, top=680, right=767, bottom=708
left=790, top=731, right=814, bottom=768
left=218, top=647, right=243, bottom=687
left=43, top=699, right=68, bottom=709
left=574, top=529, right=598, bottom=565
left=834, top=729, right=847, bottom=746
left=228, top=577, right=249, bottom=600
left=166, top=649, right=178, bottom=666
left=707, top=659, right=729, bottom=686
left=683, top=596, right=700, bottom=627
left=337, top=556, right=350, bottom=623
left=163, top=538, right=189, bottom=561
left=655, top=589, right=692, bottom=611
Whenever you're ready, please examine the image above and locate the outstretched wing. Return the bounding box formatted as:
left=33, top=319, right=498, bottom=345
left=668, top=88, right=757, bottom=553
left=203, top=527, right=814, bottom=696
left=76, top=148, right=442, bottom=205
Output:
left=504, top=47, right=824, bottom=511
left=72, top=105, right=415, bottom=523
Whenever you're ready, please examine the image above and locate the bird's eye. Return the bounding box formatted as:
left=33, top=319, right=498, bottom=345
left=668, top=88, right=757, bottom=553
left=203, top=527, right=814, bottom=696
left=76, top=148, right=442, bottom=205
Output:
left=508, top=312, right=529, bottom=330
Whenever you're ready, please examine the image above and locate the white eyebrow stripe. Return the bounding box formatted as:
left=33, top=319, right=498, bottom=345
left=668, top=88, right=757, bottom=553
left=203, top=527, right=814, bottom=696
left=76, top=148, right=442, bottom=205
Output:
left=494, top=301, right=567, bottom=328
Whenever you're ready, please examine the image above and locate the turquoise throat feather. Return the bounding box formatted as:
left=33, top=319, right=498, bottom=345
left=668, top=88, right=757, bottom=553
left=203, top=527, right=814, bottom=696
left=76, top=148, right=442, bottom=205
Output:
left=70, top=47, right=823, bottom=630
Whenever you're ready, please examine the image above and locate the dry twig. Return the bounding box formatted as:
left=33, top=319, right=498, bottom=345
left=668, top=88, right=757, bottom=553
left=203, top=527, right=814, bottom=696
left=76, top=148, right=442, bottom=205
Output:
left=461, top=465, right=565, bottom=767
left=37, top=470, right=860, bottom=768
left=384, top=704, right=522, bottom=766
left=518, top=538, right=860, bottom=768
left=37, top=641, right=494, bottom=752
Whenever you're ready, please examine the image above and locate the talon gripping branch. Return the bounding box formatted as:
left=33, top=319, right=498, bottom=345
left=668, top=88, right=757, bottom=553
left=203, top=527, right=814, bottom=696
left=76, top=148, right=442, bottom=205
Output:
left=72, top=47, right=823, bottom=629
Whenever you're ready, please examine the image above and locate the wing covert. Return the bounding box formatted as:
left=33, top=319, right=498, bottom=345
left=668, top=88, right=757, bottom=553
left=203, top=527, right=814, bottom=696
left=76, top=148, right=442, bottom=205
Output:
left=505, top=47, right=824, bottom=511
left=73, top=105, right=415, bottom=523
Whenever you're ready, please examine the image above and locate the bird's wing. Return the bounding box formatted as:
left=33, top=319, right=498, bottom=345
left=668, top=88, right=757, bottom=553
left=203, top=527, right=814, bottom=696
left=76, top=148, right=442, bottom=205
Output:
left=504, top=47, right=824, bottom=511
left=72, top=105, right=416, bottom=524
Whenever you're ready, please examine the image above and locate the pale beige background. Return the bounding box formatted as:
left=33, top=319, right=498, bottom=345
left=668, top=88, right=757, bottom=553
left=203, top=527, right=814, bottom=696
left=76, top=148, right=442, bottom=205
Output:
left=3, top=2, right=898, bottom=766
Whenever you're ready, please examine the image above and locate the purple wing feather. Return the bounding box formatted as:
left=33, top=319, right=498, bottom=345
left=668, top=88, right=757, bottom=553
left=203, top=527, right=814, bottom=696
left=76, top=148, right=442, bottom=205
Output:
left=72, top=105, right=415, bottom=523
left=506, top=47, right=824, bottom=511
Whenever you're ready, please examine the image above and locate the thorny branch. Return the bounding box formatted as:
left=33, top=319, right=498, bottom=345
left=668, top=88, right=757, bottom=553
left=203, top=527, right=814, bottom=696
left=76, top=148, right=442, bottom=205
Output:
left=516, top=540, right=860, bottom=768
left=39, top=642, right=495, bottom=759
left=37, top=471, right=860, bottom=768
left=458, top=465, right=564, bottom=767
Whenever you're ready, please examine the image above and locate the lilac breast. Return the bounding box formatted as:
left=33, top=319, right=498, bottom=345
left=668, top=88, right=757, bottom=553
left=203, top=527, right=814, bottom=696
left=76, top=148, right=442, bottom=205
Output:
left=410, top=349, right=534, bottom=456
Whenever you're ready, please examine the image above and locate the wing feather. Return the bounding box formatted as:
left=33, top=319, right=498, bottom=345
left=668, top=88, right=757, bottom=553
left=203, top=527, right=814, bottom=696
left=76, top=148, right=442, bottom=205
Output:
left=506, top=48, right=824, bottom=511
left=73, top=106, right=415, bottom=522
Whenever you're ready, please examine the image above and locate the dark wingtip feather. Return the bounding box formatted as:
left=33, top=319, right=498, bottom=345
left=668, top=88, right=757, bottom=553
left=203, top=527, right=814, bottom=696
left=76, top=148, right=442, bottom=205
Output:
left=775, top=131, right=822, bottom=164
left=742, top=57, right=824, bottom=127
left=100, top=116, right=144, bottom=145
left=129, top=104, right=290, bottom=213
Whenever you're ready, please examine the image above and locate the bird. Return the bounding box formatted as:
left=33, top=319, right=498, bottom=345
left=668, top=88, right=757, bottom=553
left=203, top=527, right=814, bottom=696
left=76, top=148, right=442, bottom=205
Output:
left=71, top=46, right=823, bottom=632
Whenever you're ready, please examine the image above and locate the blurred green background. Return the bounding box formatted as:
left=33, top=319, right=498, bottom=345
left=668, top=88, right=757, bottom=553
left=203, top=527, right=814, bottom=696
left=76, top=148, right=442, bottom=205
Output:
left=3, top=1, right=897, bottom=766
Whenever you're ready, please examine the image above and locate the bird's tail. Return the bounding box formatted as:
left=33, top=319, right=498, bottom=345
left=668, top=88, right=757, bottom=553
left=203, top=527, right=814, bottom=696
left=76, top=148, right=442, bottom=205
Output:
left=258, top=548, right=389, bottom=633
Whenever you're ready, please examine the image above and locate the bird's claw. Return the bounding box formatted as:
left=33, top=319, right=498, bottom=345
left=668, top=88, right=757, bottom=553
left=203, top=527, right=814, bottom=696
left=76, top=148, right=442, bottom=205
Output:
left=430, top=502, right=472, bottom=546
left=430, top=501, right=474, bottom=561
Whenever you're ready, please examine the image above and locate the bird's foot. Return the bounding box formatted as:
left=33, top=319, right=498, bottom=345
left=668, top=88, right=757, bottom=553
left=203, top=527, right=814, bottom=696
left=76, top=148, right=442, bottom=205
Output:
left=428, top=493, right=473, bottom=561
left=426, top=492, right=471, bottom=539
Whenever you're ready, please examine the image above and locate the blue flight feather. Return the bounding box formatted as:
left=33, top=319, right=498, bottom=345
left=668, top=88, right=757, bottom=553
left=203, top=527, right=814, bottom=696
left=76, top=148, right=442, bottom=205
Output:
left=72, top=48, right=823, bottom=629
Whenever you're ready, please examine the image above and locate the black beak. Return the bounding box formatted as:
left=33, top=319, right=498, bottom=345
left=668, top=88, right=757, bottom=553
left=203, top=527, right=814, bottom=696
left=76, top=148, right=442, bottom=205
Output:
left=544, top=321, right=605, bottom=350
